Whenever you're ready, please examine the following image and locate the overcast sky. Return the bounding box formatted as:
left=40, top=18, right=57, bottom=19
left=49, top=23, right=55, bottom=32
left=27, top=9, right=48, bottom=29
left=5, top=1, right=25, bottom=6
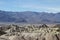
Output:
left=0, top=0, right=60, bottom=12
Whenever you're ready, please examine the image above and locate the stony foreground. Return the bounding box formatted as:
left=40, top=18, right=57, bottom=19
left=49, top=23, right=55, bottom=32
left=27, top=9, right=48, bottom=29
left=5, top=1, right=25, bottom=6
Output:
left=0, top=24, right=60, bottom=40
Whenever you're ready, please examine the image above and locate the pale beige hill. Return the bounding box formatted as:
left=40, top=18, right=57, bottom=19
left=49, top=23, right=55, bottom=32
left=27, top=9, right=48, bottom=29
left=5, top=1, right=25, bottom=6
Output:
left=9, top=35, right=21, bottom=40
left=0, top=24, right=60, bottom=40
left=45, top=33, right=58, bottom=40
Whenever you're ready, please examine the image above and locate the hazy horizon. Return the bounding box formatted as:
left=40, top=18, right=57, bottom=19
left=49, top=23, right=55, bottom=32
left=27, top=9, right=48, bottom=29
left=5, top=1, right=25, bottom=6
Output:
left=0, top=0, right=60, bottom=13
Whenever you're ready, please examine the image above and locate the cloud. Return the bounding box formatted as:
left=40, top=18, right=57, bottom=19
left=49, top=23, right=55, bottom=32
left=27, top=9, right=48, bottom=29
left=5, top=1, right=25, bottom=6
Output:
left=0, top=0, right=60, bottom=12
left=19, top=4, right=60, bottom=12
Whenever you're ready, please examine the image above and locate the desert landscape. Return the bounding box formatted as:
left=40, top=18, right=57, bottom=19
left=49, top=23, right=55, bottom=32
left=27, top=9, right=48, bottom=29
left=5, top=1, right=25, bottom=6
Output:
left=0, top=0, right=60, bottom=40
left=0, top=24, right=60, bottom=40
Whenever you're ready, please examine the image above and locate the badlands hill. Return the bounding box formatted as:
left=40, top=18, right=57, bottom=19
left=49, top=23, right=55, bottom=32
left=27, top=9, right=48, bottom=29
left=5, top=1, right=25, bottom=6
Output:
left=0, top=24, right=60, bottom=40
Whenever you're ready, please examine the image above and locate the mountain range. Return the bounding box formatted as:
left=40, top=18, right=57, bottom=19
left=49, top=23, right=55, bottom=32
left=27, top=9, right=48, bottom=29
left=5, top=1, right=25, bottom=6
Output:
left=0, top=10, right=60, bottom=24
